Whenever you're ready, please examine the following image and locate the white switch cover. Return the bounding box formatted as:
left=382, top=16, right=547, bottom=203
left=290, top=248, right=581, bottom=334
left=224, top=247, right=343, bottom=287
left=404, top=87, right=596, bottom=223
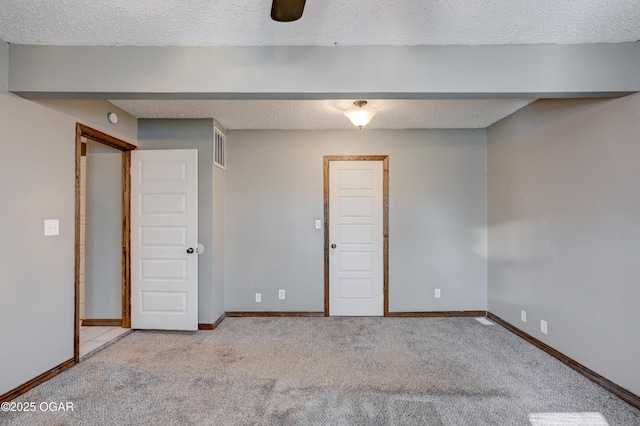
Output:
left=315, top=220, right=322, bottom=230
left=255, top=293, right=261, bottom=303
left=44, top=219, right=60, bottom=236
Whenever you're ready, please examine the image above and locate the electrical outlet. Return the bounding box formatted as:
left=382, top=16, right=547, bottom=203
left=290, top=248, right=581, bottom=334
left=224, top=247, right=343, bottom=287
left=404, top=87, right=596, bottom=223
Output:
left=255, top=293, right=261, bottom=303
left=44, top=219, right=60, bottom=236
left=540, top=319, right=548, bottom=335
left=521, top=310, right=527, bottom=322
left=434, top=288, right=441, bottom=298
left=278, top=289, right=285, bottom=300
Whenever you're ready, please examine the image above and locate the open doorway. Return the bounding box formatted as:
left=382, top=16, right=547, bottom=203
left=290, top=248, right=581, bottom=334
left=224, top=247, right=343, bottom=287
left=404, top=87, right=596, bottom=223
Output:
left=74, top=124, right=135, bottom=362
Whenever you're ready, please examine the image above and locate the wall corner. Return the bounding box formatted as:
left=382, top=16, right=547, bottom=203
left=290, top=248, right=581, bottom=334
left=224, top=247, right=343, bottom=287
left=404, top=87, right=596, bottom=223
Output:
left=0, top=40, right=9, bottom=93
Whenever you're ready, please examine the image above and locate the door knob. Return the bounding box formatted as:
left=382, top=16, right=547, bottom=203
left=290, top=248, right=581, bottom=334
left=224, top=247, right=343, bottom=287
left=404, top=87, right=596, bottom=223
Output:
left=331, top=244, right=337, bottom=249
left=186, top=247, right=194, bottom=254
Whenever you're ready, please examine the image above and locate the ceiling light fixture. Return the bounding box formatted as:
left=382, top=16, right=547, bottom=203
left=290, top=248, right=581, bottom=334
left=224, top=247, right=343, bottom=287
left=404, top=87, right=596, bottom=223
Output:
left=344, top=100, right=376, bottom=129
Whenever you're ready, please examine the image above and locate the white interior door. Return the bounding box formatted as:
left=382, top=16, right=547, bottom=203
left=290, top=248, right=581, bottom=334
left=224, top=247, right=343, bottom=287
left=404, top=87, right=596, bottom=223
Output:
left=131, top=149, right=198, bottom=330
left=329, top=160, right=384, bottom=316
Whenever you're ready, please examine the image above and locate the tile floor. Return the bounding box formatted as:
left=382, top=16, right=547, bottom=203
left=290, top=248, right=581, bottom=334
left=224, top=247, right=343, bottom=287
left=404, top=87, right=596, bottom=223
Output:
left=79, top=326, right=130, bottom=358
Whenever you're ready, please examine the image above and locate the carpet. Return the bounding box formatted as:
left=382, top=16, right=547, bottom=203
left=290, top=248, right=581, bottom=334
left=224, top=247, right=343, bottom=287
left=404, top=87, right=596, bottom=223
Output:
left=2, top=317, right=639, bottom=425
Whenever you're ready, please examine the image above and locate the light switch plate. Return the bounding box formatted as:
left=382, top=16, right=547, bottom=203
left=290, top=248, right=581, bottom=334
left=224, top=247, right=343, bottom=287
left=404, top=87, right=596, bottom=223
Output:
left=44, top=219, right=60, bottom=236
left=315, top=220, right=322, bottom=230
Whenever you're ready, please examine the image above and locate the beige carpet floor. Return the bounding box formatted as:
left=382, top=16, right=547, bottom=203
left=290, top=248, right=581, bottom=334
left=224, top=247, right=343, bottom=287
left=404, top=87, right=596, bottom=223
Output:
left=2, top=317, right=639, bottom=425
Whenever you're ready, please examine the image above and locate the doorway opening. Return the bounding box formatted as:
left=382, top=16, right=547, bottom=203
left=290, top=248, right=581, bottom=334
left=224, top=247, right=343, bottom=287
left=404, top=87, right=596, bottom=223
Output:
left=74, top=124, right=136, bottom=362
left=323, top=155, right=389, bottom=316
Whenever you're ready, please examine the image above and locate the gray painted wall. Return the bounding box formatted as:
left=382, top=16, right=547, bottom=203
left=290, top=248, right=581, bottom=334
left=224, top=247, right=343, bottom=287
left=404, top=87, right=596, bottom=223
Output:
left=137, top=119, right=217, bottom=324
left=84, top=140, right=122, bottom=319
left=35, top=99, right=137, bottom=144
left=487, top=94, right=640, bottom=395
left=212, top=165, right=226, bottom=321
left=225, top=130, right=487, bottom=312
left=1, top=40, right=6, bottom=91
left=1, top=40, right=75, bottom=394
left=9, top=44, right=640, bottom=99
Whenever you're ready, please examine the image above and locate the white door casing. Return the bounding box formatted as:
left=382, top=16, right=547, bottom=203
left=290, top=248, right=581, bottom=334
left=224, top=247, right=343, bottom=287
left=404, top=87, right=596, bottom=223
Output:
left=329, top=160, right=384, bottom=316
left=131, top=149, right=198, bottom=330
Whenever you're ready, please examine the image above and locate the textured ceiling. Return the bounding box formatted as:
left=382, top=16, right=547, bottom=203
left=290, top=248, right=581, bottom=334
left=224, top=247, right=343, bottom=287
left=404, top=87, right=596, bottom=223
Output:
left=2, top=1, right=638, bottom=129
left=1, top=0, right=639, bottom=46
left=109, top=99, right=535, bottom=130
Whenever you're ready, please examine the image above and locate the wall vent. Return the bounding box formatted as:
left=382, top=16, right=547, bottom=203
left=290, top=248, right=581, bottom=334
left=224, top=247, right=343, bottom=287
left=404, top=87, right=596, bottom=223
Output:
left=214, top=126, right=226, bottom=169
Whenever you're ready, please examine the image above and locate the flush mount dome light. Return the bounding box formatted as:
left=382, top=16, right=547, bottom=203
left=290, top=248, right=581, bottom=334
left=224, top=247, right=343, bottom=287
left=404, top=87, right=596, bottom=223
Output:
left=344, top=100, right=376, bottom=129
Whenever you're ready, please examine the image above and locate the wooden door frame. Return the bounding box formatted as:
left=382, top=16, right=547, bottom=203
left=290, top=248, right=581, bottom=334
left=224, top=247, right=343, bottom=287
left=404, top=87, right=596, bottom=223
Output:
left=323, top=155, right=389, bottom=317
left=74, top=123, right=136, bottom=362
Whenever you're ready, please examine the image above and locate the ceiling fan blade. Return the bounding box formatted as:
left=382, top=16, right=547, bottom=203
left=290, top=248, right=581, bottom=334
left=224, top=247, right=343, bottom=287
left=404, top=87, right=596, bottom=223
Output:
left=271, top=0, right=306, bottom=22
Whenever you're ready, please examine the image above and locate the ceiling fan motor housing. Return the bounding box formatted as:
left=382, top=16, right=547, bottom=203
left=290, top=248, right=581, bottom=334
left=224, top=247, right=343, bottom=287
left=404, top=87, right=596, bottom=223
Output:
left=271, top=0, right=307, bottom=22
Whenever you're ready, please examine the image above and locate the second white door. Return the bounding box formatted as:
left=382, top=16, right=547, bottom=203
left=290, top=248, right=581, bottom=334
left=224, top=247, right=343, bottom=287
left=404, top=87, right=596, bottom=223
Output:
left=131, top=149, right=198, bottom=330
left=329, top=160, right=384, bottom=316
